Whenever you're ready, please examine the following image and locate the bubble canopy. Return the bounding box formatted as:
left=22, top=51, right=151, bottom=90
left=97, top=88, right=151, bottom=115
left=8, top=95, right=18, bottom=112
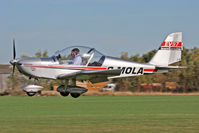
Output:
left=52, top=46, right=105, bottom=66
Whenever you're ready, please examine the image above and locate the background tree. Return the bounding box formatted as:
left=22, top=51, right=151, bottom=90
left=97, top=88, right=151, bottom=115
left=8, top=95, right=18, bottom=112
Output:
left=7, top=69, right=20, bottom=89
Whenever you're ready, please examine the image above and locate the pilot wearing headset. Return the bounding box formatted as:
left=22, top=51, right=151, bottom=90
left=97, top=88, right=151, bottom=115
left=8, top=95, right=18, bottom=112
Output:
left=70, top=48, right=83, bottom=65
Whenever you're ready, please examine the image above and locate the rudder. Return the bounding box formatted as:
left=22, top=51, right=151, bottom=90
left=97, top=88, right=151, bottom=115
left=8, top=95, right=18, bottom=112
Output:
left=149, top=32, right=183, bottom=66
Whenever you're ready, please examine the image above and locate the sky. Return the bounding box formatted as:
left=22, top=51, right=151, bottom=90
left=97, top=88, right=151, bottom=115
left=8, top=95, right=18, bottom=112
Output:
left=0, top=0, right=198, bottom=64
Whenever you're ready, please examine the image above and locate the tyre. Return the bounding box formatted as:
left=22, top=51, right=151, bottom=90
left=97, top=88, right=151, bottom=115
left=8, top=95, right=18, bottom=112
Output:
left=70, top=93, right=80, bottom=98
left=26, top=92, right=36, bottom=96
left=60, top=92, right=69, bottom=97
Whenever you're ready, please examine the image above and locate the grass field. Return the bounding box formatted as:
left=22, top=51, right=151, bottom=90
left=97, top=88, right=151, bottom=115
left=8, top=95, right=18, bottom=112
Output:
left=0, top=96, right=199, bottom=133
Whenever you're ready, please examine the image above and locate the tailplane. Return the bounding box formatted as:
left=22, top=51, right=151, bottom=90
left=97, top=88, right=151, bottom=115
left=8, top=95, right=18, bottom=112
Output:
left=149, top=32, right=183, bottom=66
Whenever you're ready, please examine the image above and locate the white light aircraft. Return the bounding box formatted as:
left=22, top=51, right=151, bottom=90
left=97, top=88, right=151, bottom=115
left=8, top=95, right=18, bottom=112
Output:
left=10, top=32, right=184, bottom=98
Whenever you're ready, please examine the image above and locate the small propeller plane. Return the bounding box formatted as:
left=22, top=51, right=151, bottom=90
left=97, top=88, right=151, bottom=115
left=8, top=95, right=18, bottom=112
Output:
left=10, top=32, right=184, bottom=98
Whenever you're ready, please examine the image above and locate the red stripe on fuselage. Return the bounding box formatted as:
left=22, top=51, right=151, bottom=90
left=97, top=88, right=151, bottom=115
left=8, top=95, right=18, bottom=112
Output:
left=144, top=69, right=156, bottom=72
left=31, top=65, right=107, bottom=70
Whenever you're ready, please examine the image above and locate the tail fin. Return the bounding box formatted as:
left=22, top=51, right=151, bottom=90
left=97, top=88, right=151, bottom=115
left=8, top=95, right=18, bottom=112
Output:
left=149, top=32, right=183, bottom=66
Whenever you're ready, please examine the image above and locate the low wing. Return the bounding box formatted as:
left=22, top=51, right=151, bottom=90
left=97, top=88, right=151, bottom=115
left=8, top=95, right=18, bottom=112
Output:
left=56, top=69, right=121, bottom=83
left=56, top=71, right=82, bottom=79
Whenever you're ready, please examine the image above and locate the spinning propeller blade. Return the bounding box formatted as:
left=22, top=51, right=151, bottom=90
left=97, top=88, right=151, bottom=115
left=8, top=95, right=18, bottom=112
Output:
left=13, top=39, right=16, bottom=59
left=11, top=39, right=16, bottom=75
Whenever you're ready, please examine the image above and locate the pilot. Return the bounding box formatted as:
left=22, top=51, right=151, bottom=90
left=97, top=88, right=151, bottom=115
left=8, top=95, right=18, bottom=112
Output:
left=70, top=48, right=83, bottom=65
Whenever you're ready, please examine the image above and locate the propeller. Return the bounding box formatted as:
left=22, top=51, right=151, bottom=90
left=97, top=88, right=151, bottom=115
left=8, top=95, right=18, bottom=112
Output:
left=10, top=39, right=17, bottom=75
left=13, top=39, right=16, bottom=60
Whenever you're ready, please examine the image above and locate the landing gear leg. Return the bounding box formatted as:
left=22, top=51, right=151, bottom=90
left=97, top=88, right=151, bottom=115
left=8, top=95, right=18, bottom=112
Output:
left=65, top=79, right=69, bottom=88
left=57, top=79, right=69, bottom=97
left=70, top=78, right=80, bottom=98
left=71, top=78, right=76, bottom=86
left=33, top=78, right=38, bottom=85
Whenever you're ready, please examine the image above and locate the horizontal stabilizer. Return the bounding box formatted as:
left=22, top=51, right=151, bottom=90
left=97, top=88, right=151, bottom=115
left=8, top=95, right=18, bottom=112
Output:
left=156, top=66, right=186, bottom=69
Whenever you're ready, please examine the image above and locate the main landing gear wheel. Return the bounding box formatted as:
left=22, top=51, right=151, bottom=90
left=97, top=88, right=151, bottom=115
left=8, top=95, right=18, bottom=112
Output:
left=26, top=92, right=36, bottom=96
left=70, top=93, right=80, bottom=98
left=60, top=92, right=69, bottom=97
left=57, top=85, right=69, bottom=97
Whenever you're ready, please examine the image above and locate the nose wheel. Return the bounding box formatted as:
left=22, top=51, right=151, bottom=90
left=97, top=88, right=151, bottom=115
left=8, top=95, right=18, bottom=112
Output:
left=26, top=92, right=36, bottom=96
